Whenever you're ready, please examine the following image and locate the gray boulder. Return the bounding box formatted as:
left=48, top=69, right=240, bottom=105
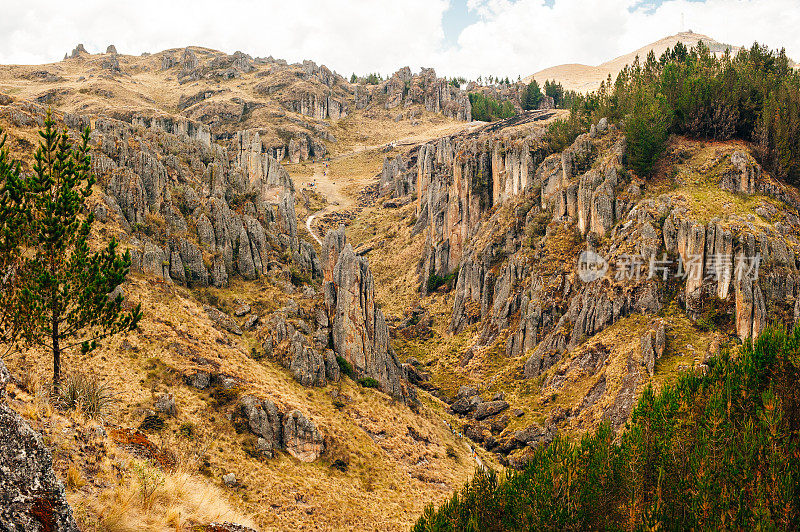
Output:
left=154, top=393, right=176, bottom=416
left=234, top=395, right=283, bottom=458
left=0, top=360, right=79, bottom=531
left=473, top=400, right=509, bottom=420
left=204, top=305, right=243, bottom=335
left=282, top=410, right=325, bottom=462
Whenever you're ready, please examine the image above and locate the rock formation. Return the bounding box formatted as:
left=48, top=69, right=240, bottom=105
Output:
left=0, top=360, right=80, bottom=531
left=233, top=395, right=324, bottom=462
left=398, top=115, right=800, bottom=466
left=640, top=321, right=666, bottom=376
left=0, top=102, right=323, bottom=290
left=322, top=226, right=409, bottom=400
left=350, top=66, right=472, bottom=122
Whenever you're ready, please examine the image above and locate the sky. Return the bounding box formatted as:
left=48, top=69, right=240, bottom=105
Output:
left=1, top=0, right=799, bottom=79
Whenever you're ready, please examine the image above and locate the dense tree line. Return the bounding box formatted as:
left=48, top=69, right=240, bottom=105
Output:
left=414, top=325, right=800, bottom=531
left=521, top=80, right=542, bottom=110
left=573, top=41, right=800, bottom=180
left=469, top=93, right=517, bottom=122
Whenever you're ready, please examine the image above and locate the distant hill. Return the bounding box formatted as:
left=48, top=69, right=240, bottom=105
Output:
left=524, top=31, right=739, bottom=92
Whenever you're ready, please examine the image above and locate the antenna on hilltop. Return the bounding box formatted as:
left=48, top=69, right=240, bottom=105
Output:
left=680, top=12, right=685, bottom=32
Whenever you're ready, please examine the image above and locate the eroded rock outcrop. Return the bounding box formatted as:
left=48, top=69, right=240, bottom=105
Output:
left=0, top=104, right=324, bottom=289
left=322, top=226, right=410, bottom=400
left=410, top=118, right=800, bottom=453
left=641, top=321, right=666, bottom=376
left=232, top=394, right=324, bottom=462
left=352, top=66, right=471, bottom=121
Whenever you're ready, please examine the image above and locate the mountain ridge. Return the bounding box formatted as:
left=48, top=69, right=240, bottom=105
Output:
left=524, top=31, right=740, bottom=92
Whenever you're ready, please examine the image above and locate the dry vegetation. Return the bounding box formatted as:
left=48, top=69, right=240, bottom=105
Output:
left=0, top=98, right=488, bottom=529
left=4, top=268, right=485, bottom=530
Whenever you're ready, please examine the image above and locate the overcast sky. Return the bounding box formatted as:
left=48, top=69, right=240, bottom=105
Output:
left=1, top=0, right=798, bottom=79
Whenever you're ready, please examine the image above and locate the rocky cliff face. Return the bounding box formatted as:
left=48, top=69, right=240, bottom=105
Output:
left=322, top=226, right=411, bottom=400
left=450, top=125, right=799, bottom=371
left=413, top=127, right=554, bottom=293
left=387, top=117, right=800, bottom=465
left=379, top=152, right=418, bottom=198
left=0, top=100, right=321, bottom=291
left=259, top=302, right=341, bottom=389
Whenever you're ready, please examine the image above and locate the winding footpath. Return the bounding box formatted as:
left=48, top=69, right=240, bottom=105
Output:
left=306, top=208, right=324, bottom=247
left=297, top=121, right=487, bottom=247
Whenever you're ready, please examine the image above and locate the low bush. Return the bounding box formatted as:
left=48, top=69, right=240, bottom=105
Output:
left=336, top=356, right=355, bottom=379
left=358, top=377, right=380, bottom=389
left=57, top=373, right=115, bottom=419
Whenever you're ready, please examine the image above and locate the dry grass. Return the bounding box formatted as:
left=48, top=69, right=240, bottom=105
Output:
left=346, top=201, right=426, bottom=318
left=328, top=108, right=470, bottom=158
left=81, top=464, right=255, bottom=532
left=3, top=267, right=483, bottom=531
left=647, top=136, right=782, bottom=228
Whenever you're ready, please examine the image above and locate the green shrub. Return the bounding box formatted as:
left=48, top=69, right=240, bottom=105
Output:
left=336, top=356, right=355, bottom=379
left=290, top=268, right=311, bottom=286
left=468, top=93, right=517, bottom=121
left=139, top=413, right=166, bottom=433
left=623, top=88, right=672, bottom=177
left=358, top=377, right=380, bottom=389
left=178, top=422, right=197, bottom=440
left=132, top=461, right=165, bottom=509
left=427, top=269, right=458, bottom=292
left=414, top=325, right=800, bottom=530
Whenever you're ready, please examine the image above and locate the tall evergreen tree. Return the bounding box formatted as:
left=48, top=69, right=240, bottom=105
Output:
left=0, top=125, right=28, bottom=351
left=10, top=112, right=141, bottom=392
left=523, top=80, right=543, bottom=110
left=624, top=87, right=673, bottom=177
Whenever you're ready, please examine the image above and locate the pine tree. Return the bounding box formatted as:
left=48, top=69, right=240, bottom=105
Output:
left=523, top=80, right=543, bottom=110
left=350, top=73, right=357, bottom=83
left=0, top=124, right=28, bottom=350
left=11, top=112, right=141, bottom=393
left=624, top=87, right=672, bottom=177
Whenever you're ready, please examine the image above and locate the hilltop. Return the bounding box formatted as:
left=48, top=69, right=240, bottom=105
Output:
left=525, top=31, right=739, bottom=92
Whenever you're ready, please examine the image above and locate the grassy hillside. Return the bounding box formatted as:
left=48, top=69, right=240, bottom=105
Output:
left=413, top=325, right=800, bottom=530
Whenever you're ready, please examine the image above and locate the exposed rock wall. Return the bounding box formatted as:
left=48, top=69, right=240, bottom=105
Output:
left=379, top=153, right=417, bottom=197
left=260, top=309, right=340, bottom=388
left=415, top=130, right=546, bottom=292
left=322, top=226, right=410, bottom=400
left=0, top=101, right=322, bottom=289
left=281, top=89, right=347, bottom=121
left=415, top=120, right=800, bottom=394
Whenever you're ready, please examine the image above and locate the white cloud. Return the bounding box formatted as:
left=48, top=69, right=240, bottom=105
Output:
left=435, top=0, right=800, bottom=78
left=0, top=0, right=449, bottom=75
left=1, top=0, right=798, bottom=80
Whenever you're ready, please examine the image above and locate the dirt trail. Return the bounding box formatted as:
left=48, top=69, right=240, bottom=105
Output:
left=292, top=120, right=488, bottom=246
left=305, top=165, right=326, bottom=246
